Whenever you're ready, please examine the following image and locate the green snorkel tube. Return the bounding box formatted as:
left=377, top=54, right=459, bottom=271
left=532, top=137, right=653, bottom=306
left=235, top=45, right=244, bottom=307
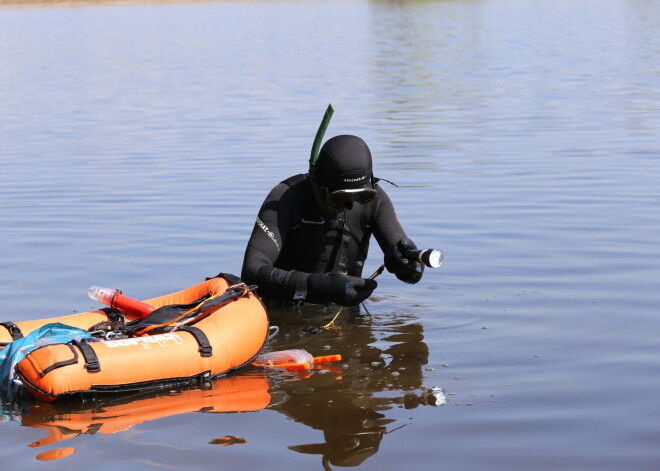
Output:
left=309, top=104, right=335, bottom=173
left=309, top=103, right=334, bottom=174
left=309, top=104, right=343, bottom=215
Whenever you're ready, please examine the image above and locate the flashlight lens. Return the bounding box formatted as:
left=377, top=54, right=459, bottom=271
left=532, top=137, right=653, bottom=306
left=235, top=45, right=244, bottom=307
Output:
left=426, top=249, right=443, bottom=268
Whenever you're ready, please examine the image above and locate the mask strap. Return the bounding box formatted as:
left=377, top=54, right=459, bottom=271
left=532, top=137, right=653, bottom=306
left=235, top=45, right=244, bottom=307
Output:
left=374, top=177, right=399, bottom=188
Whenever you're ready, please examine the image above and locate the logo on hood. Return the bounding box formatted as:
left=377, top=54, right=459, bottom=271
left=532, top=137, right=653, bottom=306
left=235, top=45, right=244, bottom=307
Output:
left=342, top=175, right=367, bottom=183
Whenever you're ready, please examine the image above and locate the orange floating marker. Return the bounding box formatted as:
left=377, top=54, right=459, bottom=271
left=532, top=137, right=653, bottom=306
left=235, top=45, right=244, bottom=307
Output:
left=311, top=354, right=342, bottom=364
left=252, top=349, right=341, bottom=371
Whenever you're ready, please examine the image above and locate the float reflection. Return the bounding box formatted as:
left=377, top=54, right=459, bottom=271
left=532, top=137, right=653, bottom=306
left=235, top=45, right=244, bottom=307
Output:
left=5, top=374, right=271, bottom=460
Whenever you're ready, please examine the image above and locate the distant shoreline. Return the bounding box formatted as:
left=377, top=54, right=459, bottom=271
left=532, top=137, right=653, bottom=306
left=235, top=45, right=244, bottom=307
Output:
left=0, top=0, right=236, bottom=7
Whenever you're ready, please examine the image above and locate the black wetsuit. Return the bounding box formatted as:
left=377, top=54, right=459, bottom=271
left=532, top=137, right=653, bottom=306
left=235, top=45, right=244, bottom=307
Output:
left=241, top=173, right=408, bottom=305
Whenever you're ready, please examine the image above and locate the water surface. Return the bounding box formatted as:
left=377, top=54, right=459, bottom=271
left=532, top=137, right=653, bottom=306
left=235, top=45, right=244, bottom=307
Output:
left=1, top=0, right=659, bottom=469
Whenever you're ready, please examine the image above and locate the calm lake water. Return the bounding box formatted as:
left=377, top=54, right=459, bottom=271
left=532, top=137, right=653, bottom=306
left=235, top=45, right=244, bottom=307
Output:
left=1, top=0, right=660, bottom=469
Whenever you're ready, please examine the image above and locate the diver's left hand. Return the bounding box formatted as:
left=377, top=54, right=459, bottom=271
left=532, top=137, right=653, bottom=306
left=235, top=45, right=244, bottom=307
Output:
left=384, top=237, right=424, bottom=284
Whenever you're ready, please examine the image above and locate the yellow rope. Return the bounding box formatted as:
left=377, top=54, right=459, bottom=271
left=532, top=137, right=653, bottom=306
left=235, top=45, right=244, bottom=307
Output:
left=322, top=306, right=344, bottom=329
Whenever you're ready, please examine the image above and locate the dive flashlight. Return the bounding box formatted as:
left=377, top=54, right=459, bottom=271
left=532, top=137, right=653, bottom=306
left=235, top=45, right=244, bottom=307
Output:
left=404, top=248, right=444, bottom=269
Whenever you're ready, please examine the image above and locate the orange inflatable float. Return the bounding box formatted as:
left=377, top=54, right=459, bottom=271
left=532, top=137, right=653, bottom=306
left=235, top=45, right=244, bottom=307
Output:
left=0, top=274, right=269, bottom=402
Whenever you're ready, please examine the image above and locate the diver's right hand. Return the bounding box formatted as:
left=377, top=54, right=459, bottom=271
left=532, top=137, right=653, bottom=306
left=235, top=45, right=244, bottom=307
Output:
left=306, top=273, right=377, bottom=306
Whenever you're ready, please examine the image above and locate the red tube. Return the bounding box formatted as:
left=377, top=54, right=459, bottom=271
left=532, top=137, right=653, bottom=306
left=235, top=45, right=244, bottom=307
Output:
left=111, top=292, right=155, bottom=318
left=88, top=286, right=154, bottom=318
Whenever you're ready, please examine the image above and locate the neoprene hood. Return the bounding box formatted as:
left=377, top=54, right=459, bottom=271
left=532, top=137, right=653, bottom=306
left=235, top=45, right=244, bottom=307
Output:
left=316, top=135, right=374, bottom=192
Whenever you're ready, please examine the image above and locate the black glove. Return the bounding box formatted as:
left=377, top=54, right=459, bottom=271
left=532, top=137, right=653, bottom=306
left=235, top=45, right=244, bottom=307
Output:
left=384, top=237, right=424, bottom=284
left=306, top=273, right=378, bottom=306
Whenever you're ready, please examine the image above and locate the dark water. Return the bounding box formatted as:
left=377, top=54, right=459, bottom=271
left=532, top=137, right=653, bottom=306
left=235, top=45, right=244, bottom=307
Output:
left=1, top=0, right=660, bottom=469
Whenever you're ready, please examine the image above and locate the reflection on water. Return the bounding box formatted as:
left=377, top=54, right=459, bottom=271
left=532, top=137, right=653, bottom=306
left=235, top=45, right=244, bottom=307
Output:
left=266, top=305, right=441, bottom=468
left=1, top=303, right=441, bottom=467
left=2, top=374, right=271, bottom=460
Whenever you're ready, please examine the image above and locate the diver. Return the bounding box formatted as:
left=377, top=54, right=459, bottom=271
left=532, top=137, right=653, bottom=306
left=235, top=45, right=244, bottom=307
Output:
left=241, top=105, right=425, bottom=307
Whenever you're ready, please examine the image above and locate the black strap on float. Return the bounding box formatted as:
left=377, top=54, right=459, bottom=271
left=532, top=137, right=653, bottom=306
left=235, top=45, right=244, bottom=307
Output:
left=178, top=326, right=213, bottom=357
left=207, top=272, right=243, bottom=287
left=72, top=339, right=101, bottom=373
left=0, top=321, right=24, bottom=341
left=39, top=344, right=79, bottom=377
left=100, top=307, right=124, bottom=323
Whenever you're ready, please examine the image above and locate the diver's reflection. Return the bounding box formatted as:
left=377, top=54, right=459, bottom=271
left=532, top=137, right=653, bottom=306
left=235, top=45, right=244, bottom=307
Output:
left=265, top=303, right=442, bottom=469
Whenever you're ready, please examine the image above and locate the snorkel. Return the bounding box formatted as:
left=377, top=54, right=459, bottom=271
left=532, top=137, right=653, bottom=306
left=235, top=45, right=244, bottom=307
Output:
left=309, top=104, right=343, bottom=215
left=310, top=103, right=334, bottom=172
